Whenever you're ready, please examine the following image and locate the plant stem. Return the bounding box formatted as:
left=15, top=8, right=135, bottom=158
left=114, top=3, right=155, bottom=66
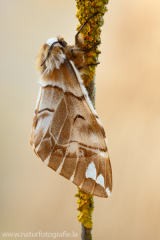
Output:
left=86, top=76, right=96, bottom=108
left=75, top=0, right=109, bottom=239
left=80, top=77, right=95, bottom=240
left=81, top=223, right=93, bottom=240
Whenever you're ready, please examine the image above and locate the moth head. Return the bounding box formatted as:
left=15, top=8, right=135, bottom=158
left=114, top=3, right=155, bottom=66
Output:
left=58, top=36, right=67, bottom=48
left=41, top=36, right=67, bottom=67
left=46, top=36, right=67, bottom=48
left=36, top=36, right=66, bottom=77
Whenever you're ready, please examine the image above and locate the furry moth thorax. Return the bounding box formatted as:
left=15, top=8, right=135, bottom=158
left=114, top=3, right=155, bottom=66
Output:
left=36, top=35, right=86, bottom=80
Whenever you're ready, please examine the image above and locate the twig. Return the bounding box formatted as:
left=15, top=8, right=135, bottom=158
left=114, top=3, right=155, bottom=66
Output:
left=75, top=1, right=109, bottom=239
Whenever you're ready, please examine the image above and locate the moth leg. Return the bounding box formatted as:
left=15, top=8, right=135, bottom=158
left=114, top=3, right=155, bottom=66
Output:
left=81, top=43, right=99, bottom=52
left=72, top=43, right=99, bottom=53
left=77, top=62, right=100, bottom=70
left=75, top=12, right=99, bottom=45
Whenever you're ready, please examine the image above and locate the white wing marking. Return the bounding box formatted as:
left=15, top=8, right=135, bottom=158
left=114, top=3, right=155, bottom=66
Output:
left=96, top=174, right=105, bottom=187
left=86, top=162, right=97, bottom=180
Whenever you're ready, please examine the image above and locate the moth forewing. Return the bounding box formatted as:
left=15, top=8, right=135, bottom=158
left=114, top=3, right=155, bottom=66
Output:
left=31, top=31, right=112, bottom=198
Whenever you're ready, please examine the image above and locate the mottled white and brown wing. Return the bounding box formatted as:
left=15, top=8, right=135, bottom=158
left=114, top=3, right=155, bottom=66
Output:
left=30, top=59, right=112, bottom=198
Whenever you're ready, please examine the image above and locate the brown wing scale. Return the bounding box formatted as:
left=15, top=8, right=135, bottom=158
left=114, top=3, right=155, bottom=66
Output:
left=30, top=59, right=112, bottom=198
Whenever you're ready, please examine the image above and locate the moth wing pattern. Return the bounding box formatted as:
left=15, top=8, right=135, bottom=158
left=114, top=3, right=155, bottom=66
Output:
left=31, top=49, right=112, bottom=198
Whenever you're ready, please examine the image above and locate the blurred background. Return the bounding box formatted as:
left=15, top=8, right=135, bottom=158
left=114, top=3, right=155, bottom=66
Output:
left=0, top=0, right=160, bottom=239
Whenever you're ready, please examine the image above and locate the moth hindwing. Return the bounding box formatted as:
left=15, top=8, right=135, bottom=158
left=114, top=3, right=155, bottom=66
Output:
left=30, top=14, right=112, bottom=198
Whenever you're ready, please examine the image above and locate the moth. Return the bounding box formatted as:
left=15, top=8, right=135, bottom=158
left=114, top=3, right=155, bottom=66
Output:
left=30, top=12, right=112, bottom=198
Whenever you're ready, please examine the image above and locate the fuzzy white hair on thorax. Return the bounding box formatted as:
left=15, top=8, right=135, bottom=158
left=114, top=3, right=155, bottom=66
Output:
left=46, top=37, right=58, bottom=46
left=42, top=53, right=66, bottom=76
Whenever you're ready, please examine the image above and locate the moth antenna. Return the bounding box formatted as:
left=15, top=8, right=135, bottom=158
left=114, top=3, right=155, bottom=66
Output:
left=41, top=41, right=59, bottom=66
left=75, top=12, right=99, bottom=45
left=77, top=62, right=100, bottom=70
left=76, top=12, right=99, bottom=38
